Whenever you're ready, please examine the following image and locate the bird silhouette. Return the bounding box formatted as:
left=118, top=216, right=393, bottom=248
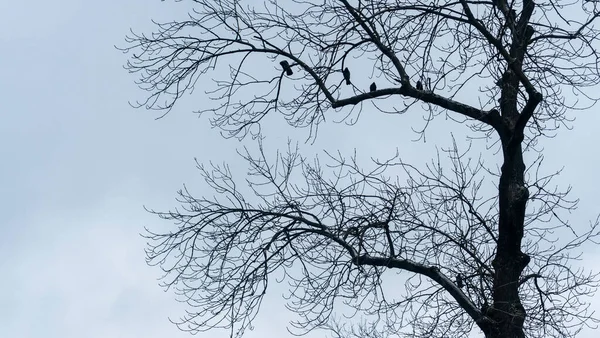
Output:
left=279, top=60, right=293, bottom=76
left=416, top=80, right=423, bottom=90
left=456, top=274, right=464, bottom=288
left=343, top=67, right=351, bottom=85
left=370, top=82, right=377, bottom=92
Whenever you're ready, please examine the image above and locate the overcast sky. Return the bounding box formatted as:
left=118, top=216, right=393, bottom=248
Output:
left=1, top=1, right=599, bottom=338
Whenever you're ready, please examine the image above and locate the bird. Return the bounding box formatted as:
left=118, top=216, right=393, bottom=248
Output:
left=416, top=80, right=423, bottom=90
left=343, top=67, right=351, bottom=85
left=370, top=82, right=376, bottom=92
left=456, top=274, right=464, bottom=289
left=279, top=60, right=293, bottom=76
left=525, top=25, right=535, bottom=44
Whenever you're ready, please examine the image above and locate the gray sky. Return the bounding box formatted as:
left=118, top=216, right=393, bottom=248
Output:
left=1, top=1, right=599, bottom=337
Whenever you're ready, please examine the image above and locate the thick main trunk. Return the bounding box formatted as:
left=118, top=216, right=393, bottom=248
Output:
left=484, top=132, right=531, bottom=338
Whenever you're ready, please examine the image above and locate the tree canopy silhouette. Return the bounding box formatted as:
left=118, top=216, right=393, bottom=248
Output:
left=120, top=0, right=600, bottom=337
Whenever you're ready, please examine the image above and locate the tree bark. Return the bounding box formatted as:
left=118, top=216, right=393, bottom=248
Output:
left=484, top=120, right=531, bottom=337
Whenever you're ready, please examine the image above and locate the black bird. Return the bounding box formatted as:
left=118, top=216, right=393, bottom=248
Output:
left=416, top=80, right=423, bottom=90
left=456, top=274, right=464, bottom=289
left=343, top=67, right=351, bottom=85
left=370, top=82, right=377, bottom=92
left=279, top=60, right=293, bottom=76
left=525, top=24, right=535, bottom=43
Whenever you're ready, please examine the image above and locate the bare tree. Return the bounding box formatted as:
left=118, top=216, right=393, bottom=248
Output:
left=119, top=0, right=600, bottom=337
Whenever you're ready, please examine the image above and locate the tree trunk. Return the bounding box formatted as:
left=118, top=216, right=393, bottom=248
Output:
left=485, top=126, right=531, bottom=338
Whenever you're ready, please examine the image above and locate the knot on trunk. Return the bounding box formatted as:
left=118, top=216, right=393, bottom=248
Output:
left=511, top=184, right=529, bottom=204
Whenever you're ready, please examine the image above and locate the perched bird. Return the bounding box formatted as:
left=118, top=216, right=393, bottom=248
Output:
left=526, top=25, right=535, bottom=37
left=416, top=80, right=423, bottom=90
left=343, top=67, right=351, bottom=85
left=279, top=60, right=293, bottom=76
left=370, top=82, right=377, bottom=92
left=525, top=25, right=535, bottom=44
left=456, top=274, right=464, bottom=289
